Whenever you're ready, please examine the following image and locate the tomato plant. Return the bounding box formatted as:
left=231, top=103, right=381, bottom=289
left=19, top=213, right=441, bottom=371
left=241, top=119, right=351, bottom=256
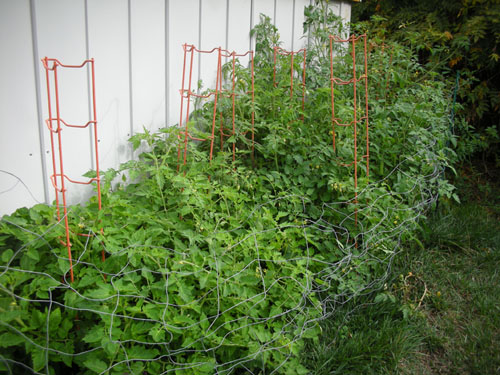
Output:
left=0, top=6, right=457, bottom=374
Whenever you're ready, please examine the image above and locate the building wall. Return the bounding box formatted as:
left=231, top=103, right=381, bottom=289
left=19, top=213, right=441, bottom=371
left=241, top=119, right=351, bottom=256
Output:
left=0, top=0, right=351, bottom=216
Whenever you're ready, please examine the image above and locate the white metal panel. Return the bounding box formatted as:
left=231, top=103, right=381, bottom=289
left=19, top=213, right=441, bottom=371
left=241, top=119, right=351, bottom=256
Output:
left=199, top=0, right=227, bottom=93
left=329, top=1, right=351, bottom=39
left=200, top=0, right=226, bottom=51
left=35, top=0, right=93, bottom=206
left=339, top=1, right=351, bottom=30
left=0, top=0, right=45, bottom=216
left=275, top=0, right=294, bottom=50
left=168, top=0, right=200, bottom=127
left=293, top=0, right=310, bottom=50
left=227, top=0, right=251, bottom=67
left=130, top=0, right=166, bottom=134
left=329, top=0, right=341, bottom=17
left=252, top=0, right=275, bottom=51
left=87, top=0, right=131, bottom=171
left=252, top=0, right=275, bottom=24
left=0, top=0, right=353, bottom=215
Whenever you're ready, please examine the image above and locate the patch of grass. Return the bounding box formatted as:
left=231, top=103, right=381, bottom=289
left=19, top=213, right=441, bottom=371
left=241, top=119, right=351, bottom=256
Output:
left=302, top=299, right=426, bottom=374
left=304, top=178, right=500, bottom=374
left=403, top=201, right=500, bottom=374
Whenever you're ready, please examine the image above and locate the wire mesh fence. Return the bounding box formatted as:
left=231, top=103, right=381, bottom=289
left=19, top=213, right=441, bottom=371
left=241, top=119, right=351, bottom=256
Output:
left=0, top=26, right=453, bottom=374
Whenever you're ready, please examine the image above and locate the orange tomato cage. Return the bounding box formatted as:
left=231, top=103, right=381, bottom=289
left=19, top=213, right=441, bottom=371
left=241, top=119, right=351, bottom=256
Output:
left=272, top=47, right=307, bottom=121
left=41, top=57, right=103, bottom=282
left=329, top=34, right=370, bottom=226
left=177, top=44, right=255, bottom=171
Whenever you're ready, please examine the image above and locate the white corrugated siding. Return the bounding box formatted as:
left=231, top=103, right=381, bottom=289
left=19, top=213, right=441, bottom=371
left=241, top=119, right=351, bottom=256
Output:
left=0, top=0, right=351, bottom=215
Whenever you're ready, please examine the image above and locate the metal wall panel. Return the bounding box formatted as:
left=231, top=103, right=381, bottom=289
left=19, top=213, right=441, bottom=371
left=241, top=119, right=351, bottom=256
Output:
left=252, top=0, right=276, bottom=25
left=86, top=0, right=131, bottom=173
left=227, top=0, right=252, bottom=67
left=199, top=0, right=227, bottom=93
left=130, top=0, right=166, bottom=134
left=35, top=0, right=93, bottom=206
left=339, top=0, right=351, bottom=29
left=0, top=0, right=351, bottom=216
left=0, top=0, right=46, bottom=215
left=167, top=0, right=200, bottom=128
left=293, top=0, right=311, bottom=50
left=275, top=0, right=294, bottom=50
left=252, top=0, right=276, bottom=51
left=330, top=0, right=341, bottom=16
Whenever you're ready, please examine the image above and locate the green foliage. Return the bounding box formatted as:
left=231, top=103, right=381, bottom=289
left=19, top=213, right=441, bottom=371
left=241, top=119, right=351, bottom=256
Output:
left=352, top=0, right=500, bottom=164
left=0, top=6, right=458, bottom=374
left=0, top=145, right=323, bottom=374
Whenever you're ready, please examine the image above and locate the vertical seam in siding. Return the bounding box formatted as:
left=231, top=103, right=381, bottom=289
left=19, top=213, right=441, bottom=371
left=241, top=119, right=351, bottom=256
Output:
left=198, top=0, right=202, bottom=88
left=84, top=0, right=95, bottom=170
left=273, top=0, right=277, bottom=26
left=307, top=0, right=312, bottom=50
left=225, top=0, right=229, bottom=62
left=291, top=0, right=296, bottom=51
left=249, top=0, right=254, bottom=52
left=165, top=0, right=170, bottom=127
left=128, top=0, right=134, bottom=146
left=29, top=0, right=49, bottom=204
